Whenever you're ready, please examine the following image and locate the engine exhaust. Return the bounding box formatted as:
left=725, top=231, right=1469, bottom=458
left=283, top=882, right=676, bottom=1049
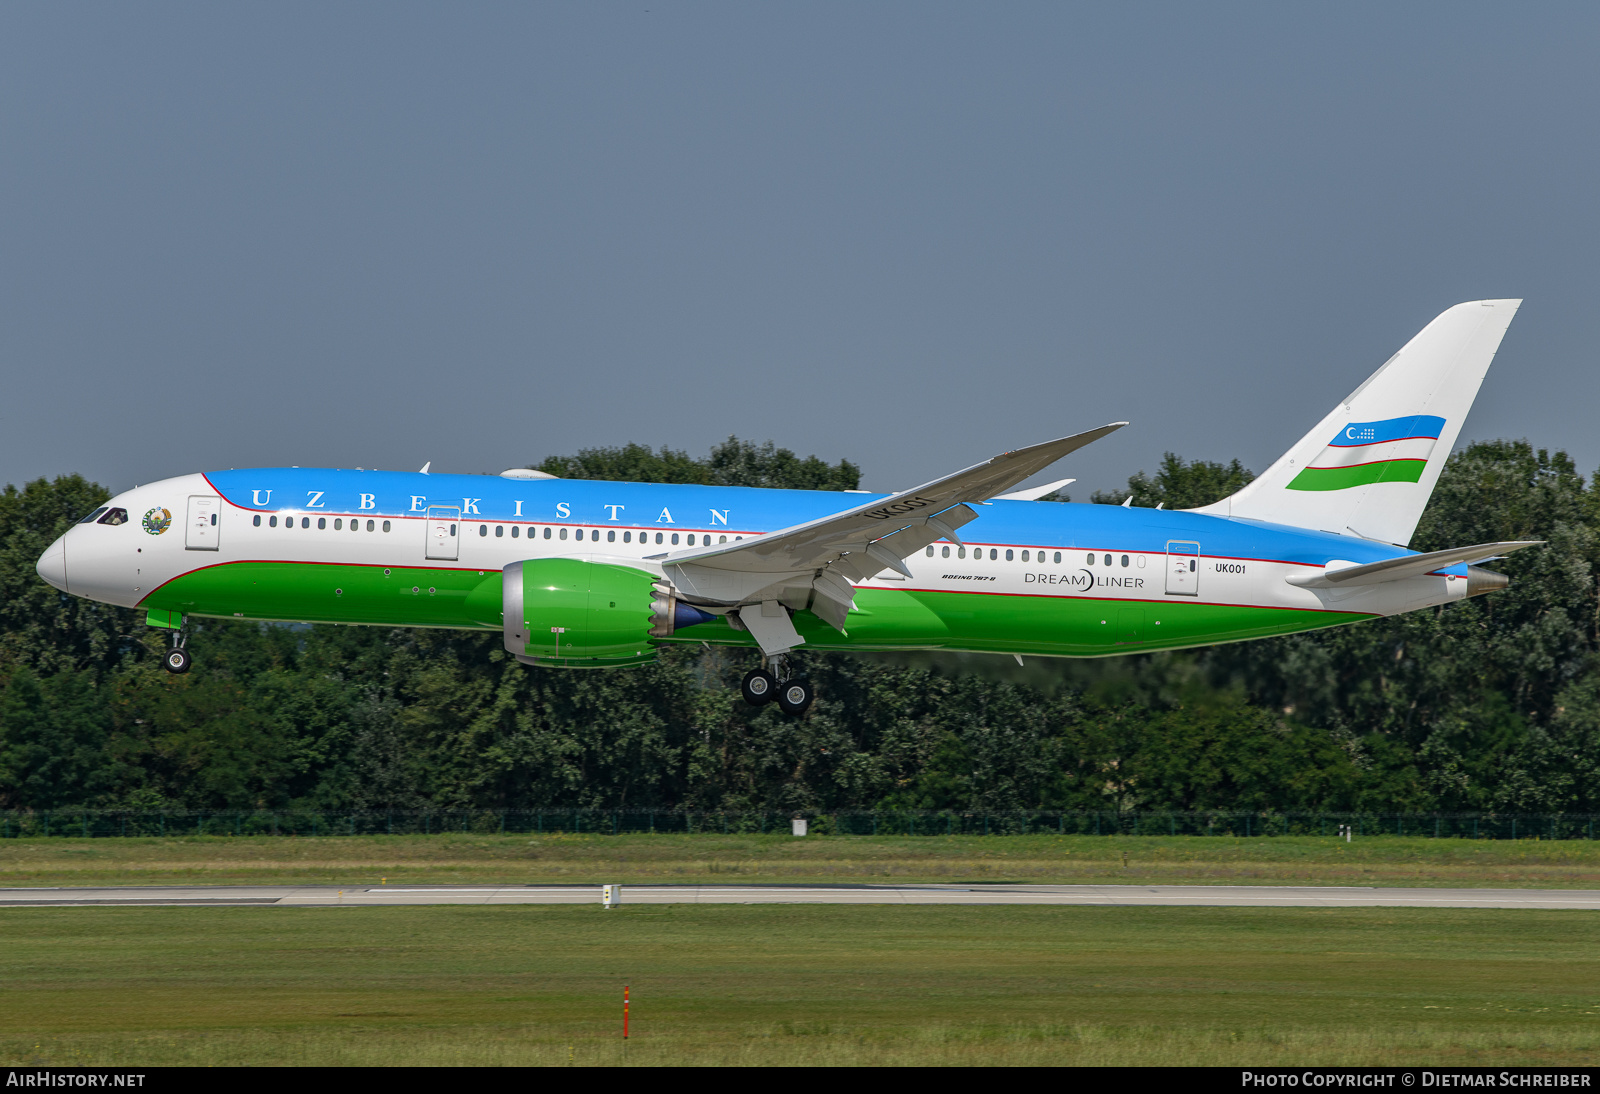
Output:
left=1465, top=565, right=1509, bottom=597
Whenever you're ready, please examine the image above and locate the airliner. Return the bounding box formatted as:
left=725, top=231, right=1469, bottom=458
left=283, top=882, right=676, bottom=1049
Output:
left=36, top=300, right=1537, bottom=715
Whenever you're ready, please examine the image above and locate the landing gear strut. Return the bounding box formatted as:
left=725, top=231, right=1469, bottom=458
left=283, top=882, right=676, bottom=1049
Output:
left=741, top=656, right=813, bottom=716
left=162, top=627, right=191, bottom=675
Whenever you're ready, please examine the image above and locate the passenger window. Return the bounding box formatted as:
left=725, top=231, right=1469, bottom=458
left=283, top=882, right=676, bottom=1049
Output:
left=1087, top=553, right=1094, bottom=565
left=1054, top=552, right=1062, bottom=564
left=942, top=546, right=950, bottom=558
left=1005, top=549, right=1014, bottom=561
left=269, top=516, right=278, bottom=528
left=958, top=547, right=966, bottom=559
left=687, top=534, right=696, bottom=546
left=559, top=528, right=568, bottom=540
left=1021, top=550, right=1029, bottom=562
left=607, top=530, right=616, bottom=542
left=299, top=517, right=308, bottom=529
left=334, top=518, right=342, bottom=530
left=1121, top=554, right=1129, bottom=567
left=253, top=515, right=261, bottom=527
left=318, top=518, right=326, bottom=530
left=382, top=521, right=391, bottom=532
left=366, top=519, right=375, bottom=531
left=98, top=508, right=129, bottom=526
left=79, top=508, right=109, bottom=524
left=543, top=527, right=550, bottom=539
left=1103, top=554, right=1111, bottom=566
left=925, top=546, right=934, bottom=557
left=990, top=549, right=998, bottom=560
left=719, top=535, right=727, bottom=544
left=671, top=533, right=680, bottom=545
left=511, top=526, right=519, bottom=538
left=624, top=531, right=632, bottom=543
left=494, top=525, right=503, bottom=537
left=656, top=533, right=664, bottom=544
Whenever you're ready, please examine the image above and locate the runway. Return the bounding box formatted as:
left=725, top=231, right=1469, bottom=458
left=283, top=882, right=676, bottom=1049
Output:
left=3, top=883, right=1600, bottom=909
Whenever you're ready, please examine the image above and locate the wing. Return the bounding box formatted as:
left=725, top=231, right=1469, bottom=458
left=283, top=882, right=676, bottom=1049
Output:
left=660, top=423, right=1126, bottom=647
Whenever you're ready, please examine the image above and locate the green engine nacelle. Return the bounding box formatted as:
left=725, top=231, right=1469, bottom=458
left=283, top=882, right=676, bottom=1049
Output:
left=502, top=557, right=662, bottom=669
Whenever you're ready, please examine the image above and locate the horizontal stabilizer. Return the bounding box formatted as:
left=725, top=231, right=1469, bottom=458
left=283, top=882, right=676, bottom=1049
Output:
left=1287, top=541, right=1542, bottom=589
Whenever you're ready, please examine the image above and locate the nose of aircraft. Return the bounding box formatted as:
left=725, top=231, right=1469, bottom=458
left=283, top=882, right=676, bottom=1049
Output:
left=36, top=535, right=67, bottom=592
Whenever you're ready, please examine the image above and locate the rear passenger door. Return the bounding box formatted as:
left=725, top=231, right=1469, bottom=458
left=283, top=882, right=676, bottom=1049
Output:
left=1165, top=541, right=1198, bottom=596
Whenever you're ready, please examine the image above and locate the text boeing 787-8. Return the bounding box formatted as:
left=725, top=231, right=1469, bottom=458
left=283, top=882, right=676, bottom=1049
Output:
left=37, top=300, right=1537, bottom=715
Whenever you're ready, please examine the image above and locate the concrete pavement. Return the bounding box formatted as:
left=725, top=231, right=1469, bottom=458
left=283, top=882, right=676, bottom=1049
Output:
left=3, top=883, right=1600, bottom=909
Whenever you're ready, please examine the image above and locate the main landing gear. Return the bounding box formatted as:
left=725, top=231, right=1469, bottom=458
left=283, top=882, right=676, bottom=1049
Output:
left=741, top=656, right=814, bottom=717
left=162, top=628, right=191, bottom=675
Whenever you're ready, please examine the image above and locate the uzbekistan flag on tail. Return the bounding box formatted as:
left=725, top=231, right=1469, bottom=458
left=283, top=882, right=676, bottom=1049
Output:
left=1287, top=415, right=1446, bottom=492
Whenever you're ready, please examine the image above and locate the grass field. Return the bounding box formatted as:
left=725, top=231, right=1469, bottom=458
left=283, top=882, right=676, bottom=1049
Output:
left=5, top=832, right=1600, bottom=888
left=1, top=904, right=1597, bottom=1066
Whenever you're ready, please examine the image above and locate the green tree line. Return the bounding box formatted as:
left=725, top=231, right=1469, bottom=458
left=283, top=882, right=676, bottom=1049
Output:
left=2, top=435, right=1596, bottom=815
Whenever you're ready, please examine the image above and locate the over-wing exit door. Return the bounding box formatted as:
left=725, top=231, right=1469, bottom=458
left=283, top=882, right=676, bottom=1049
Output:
left=1165, top=541, right=1199, bottom=596
left=425, top=507, right=460, bottom=561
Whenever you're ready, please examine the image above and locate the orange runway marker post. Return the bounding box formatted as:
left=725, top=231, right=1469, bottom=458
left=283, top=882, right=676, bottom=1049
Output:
left=623, top=985, right=629, bottom=1040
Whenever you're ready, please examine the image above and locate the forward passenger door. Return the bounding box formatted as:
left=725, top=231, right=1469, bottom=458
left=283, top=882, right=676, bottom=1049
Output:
left=185, top=496, right=220, bottom=551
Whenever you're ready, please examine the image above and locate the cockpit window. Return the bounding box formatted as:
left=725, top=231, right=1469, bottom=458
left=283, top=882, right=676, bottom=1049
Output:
left=97, top=508, right=129, bottom=526
left=78, top=507, right=109, bottom=524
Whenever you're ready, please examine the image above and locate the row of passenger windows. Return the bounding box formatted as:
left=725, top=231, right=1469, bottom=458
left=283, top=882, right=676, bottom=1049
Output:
left=248, top=514, right=740, bottom=546
left=476, top=526, right=742, bottom=546
left=922, top=546, right=1138, bottom=567
left=252, top=515, right=392, bottom=532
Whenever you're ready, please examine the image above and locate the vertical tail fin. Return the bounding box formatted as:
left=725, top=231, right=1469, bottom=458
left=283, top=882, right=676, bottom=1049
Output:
left=1192, top=299, right=1521, bottom=546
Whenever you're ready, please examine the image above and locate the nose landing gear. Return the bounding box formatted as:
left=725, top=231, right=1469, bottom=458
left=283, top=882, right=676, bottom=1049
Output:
left=740, top=656, right=813, bottom=716
left=162, top=625, right=191, bottom=675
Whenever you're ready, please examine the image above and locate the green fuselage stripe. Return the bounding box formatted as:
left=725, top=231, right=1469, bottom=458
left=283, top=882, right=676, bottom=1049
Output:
left=144, top=561, right=1367, bottom=658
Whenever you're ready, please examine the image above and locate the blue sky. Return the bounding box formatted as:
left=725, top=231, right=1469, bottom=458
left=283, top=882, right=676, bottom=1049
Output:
left=4, top=3, right=1597, bottom=498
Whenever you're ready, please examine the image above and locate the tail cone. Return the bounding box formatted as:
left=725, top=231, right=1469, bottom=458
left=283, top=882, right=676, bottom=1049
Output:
left=1466, top=565, right=1509, bottom=597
